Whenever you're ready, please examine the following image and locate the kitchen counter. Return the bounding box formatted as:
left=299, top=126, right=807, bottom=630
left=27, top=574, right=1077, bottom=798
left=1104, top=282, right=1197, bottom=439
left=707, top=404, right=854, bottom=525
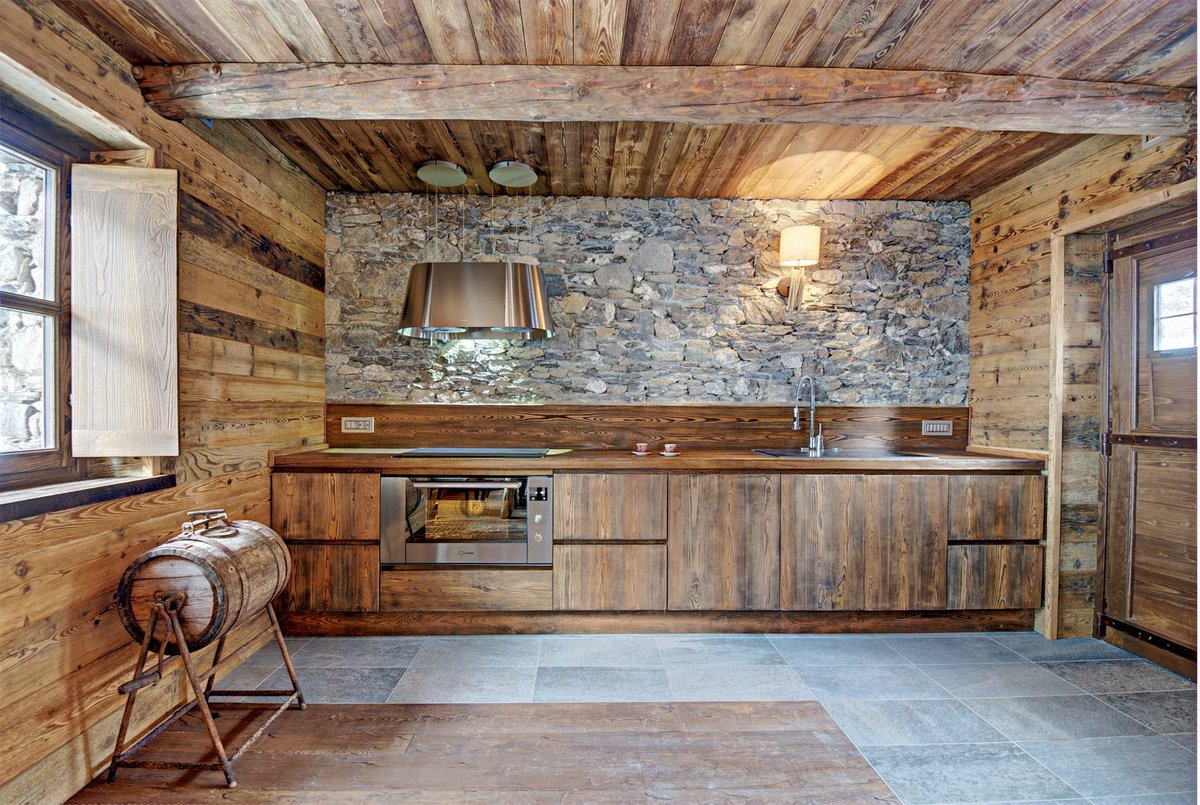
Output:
left=272, top=446, right=1045, bottom=474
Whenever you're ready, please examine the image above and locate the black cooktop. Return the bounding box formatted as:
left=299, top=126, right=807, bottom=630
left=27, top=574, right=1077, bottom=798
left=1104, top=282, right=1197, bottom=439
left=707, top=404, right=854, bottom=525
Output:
left=393, top=447, right=550, bottom=458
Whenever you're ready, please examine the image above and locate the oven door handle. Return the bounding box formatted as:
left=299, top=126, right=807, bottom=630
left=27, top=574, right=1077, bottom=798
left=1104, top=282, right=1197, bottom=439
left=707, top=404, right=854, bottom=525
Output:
left=411, top=481, right=523, bottom=490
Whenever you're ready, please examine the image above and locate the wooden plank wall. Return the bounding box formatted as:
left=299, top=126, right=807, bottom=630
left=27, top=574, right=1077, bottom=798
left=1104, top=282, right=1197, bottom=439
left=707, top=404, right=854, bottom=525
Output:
left=0, top=1, right=326, bottom=802
left=968, top=134, right=1196, bottom=636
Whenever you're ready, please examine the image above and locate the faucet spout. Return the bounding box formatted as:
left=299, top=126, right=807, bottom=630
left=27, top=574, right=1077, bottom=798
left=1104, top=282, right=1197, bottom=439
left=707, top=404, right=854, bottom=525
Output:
left=794, top=375, right=822, bottom=455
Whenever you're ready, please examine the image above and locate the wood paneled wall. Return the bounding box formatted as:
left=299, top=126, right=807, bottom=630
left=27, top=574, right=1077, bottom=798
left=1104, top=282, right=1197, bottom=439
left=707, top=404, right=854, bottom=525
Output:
left=0, top=1, right=325, bottom=801
left=968, top=134, right=1196, bottom=636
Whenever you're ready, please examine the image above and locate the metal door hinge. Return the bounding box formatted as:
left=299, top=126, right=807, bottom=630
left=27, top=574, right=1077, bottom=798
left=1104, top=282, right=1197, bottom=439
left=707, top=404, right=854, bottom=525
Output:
left=1103, top=247, right=1114, bottom=275
left=1101, top=430, right=1113, bottom=456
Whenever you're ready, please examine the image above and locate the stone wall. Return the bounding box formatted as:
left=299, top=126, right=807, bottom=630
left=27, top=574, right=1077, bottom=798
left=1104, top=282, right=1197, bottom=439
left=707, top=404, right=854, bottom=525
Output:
left=326, top=194, right=970, bottom=405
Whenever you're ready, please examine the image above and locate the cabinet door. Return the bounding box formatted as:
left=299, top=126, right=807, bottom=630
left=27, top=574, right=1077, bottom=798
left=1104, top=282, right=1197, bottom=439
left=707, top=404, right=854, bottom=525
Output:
left=281, top=544, right=379, bottom=612
left=272, top=472, right=380, bottom=540
left=553, top=544, right=666, bottom=610
left=554, top=473, right=666, bottom=540
left=948, top=544, right=1043, bottom=609
left=667, top=474, right=780, bottom=610
left=949, top=475, right=1044, bottom=541
left=782, top=474, right=948, bottom=610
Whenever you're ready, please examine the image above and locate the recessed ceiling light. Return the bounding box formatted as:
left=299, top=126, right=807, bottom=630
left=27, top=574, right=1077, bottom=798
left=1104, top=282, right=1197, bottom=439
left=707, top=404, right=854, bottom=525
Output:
left=488, top=160, right=538, bottom=188
left=416, top=160, right=467, bottom=187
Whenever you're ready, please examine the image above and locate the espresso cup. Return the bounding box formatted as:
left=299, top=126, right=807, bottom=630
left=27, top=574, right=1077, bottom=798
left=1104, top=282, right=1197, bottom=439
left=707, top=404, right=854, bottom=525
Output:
left=634, top=442, right=649, bottom=453
left=663, top=443, right=679, bottom=454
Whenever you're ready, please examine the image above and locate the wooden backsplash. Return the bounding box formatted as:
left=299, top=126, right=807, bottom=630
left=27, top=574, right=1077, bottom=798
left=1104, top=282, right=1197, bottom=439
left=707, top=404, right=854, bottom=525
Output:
left=326, top=404, right=970, bottom=451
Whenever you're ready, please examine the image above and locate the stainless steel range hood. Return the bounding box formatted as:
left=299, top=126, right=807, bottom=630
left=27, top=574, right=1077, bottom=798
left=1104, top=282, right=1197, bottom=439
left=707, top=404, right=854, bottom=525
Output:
left=397, top=261, right=554, bottom=341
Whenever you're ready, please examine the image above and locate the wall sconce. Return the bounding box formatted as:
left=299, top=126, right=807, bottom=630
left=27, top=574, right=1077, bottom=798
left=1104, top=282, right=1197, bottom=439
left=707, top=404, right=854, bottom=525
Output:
left=777, top=225, right=821, bottom=313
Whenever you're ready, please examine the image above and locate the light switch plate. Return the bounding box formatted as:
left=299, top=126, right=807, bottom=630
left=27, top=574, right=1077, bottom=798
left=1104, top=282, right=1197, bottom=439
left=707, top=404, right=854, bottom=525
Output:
left=921, top=420, right=953, bottom=436
left=341, top=416, right=375, bottom=433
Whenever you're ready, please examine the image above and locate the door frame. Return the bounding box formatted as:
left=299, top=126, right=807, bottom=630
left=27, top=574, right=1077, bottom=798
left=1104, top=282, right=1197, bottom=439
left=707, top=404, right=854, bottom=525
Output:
left=1041, top=178, right=1195, bottom=639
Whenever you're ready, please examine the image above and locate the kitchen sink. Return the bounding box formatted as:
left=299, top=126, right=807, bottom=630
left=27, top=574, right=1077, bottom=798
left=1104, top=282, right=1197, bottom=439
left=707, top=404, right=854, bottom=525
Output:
left=752, top=448, right=923, bottom=458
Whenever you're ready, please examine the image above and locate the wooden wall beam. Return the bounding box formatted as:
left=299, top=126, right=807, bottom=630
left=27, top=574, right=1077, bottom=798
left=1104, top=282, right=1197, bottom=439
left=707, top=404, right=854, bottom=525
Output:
left=133, top=63, right=1196, bottom=136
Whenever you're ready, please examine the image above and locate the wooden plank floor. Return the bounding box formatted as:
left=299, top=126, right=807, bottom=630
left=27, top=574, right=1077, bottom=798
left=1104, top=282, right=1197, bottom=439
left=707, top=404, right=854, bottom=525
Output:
left=68, top=702, right=896, bottom=803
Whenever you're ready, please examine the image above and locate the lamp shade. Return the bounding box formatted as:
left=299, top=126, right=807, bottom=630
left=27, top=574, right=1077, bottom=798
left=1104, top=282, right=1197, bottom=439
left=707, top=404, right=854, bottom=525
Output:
left=780, top=225, right=821, bottom=267
left=397, top=261, right=554, bottom=341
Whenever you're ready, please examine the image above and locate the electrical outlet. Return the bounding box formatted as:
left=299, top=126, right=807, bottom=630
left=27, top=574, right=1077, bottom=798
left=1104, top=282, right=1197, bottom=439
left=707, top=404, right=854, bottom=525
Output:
left=921, top=420, right=953, bottom=436
left=341, top=417, right=375, bottom=433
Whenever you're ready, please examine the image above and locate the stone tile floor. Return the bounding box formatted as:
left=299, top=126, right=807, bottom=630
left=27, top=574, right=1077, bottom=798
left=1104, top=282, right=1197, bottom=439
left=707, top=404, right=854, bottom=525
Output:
left=223, top=631, right=1197, bottom=804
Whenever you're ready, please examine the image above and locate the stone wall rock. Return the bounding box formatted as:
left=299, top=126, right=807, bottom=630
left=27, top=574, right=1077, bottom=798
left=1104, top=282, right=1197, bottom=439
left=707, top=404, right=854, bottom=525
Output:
left=326, top=194, right=970, bottom=405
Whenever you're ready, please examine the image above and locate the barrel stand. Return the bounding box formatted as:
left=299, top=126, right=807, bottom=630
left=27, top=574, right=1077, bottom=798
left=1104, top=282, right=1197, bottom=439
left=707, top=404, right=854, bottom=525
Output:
left=106, top=593, right=306, bottom=788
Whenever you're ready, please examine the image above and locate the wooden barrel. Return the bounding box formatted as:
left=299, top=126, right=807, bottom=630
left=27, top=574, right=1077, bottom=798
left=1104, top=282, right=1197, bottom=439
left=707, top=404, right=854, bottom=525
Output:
left=116, top=519, right=291, bottom=654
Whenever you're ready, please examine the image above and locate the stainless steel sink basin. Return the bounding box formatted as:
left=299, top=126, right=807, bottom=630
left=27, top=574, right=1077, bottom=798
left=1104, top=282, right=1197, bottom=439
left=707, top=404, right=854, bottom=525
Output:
left=753, top=448, right=843, bottom=458
left=751, top=448, right=924, bottom=459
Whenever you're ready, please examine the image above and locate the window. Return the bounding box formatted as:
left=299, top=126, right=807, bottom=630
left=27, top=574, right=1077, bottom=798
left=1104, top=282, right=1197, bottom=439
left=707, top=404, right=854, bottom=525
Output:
left=0, top=128, right=77, bottom=488
left=1152, top=275, right=1197, bottom=352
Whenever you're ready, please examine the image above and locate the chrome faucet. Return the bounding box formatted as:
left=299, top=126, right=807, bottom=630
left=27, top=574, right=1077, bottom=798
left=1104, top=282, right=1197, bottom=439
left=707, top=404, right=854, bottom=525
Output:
left=793, top=375, right=824, bottom=456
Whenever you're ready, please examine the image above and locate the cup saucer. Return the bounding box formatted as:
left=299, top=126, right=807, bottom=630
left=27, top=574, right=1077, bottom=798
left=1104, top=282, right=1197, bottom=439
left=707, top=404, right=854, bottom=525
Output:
left=631, top=450, right=652, bottom=456
left=660, top=450, right=681, bottom=457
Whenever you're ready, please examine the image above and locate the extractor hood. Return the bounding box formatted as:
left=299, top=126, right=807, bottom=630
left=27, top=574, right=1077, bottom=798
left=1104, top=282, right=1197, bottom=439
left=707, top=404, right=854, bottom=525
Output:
left=397, top=261, right=554, bottom=341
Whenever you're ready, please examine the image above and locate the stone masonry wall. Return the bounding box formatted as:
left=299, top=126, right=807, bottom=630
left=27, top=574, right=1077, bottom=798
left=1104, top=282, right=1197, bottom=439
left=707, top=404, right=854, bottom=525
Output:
left=326, top=194, right=970, bottom=404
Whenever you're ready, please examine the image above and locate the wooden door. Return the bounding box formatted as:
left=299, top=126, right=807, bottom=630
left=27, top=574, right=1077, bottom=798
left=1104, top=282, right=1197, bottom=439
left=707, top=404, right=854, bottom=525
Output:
left=667, top=474, right=780, bottom=610
left=1101, top=212, right=1197, bottom=671
left=781, top=474, right=948, bottom=611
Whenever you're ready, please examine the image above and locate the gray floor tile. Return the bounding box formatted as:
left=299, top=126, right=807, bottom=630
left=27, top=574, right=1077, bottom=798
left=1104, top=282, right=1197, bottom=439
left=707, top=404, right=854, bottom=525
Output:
left=666, top=664, right=812, bottom=701
left=261, top=666, right=405, bottom=703
left=921, top=663, right=1086, bottom=698
left=1040, top=660, right=1196, bottom=694
left=796, top=665, right=949, bottom=700
left=539, top=635, right=662, bottom=667
left=1097, top=690, right=1197, bottom=733
left=961, top=695, right=1154, bottom=741
left=1089, top=794, right=1199, bottom=804
left=822, top=699, right=1005, bottom=746
left=861, top=742, right=1080, bottom=804
left=245, top=636, right=308, bottom=666
left=209, top=664, right=278, bottom=699
left=290, top=636, right=423, bottom=668
left=769, top=635, right=910, bottom=666
left=533, top=667, right=671, bottom=702
left=655, top=635, right=785, bottom=666
left=988, top=633, right=1134, bottom=662
left=1020, top=735, right=1197, bottom=798
left=387, top=666, right=536, bottom=703
left=410, top=635, right=541, bottom=667
left=884, top=635, right=1028, bottom=665
left=1164, top=733, right=1197, bottom=753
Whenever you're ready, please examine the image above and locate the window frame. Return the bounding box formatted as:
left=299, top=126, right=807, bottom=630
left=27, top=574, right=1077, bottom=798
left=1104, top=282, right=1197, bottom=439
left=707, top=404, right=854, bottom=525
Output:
left=0, top=120, right=82, bottom=489
left=1150, top=274, right=1198, bottom=356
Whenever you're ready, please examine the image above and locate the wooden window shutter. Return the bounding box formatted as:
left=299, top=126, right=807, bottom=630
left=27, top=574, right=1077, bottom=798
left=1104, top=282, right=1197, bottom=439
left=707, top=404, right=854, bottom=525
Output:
left=70, top=164, right=179, bottom=457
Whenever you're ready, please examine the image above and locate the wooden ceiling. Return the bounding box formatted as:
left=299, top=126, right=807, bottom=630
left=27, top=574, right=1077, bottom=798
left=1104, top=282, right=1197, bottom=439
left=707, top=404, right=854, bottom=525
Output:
left=57, top=0, right=1197, bottom=200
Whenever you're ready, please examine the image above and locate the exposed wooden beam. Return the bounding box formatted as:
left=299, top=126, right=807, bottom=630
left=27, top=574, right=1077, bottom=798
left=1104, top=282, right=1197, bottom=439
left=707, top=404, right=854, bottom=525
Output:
left=133, top=63, right=1196, bottom=135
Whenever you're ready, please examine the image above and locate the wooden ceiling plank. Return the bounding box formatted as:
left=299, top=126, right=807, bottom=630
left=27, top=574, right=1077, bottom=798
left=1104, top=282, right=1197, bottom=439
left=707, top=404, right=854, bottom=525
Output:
left=520, top=0, right=573, bottom=64
left=286, top=119, right=379, bottom=190
left=427, top=120, right=492, bottom=193
left=302, top=0, right=390, bottom=61
left=817, top=125, right=929, bottom=198
left=608, top=120, right=658, bottom=197
left=713, top=123, right=799, bottom=198
left=885, top=130, right=1015, bottom=198
left=53, top=0, right=179, bottom=64
left=573, top=0, right=628, bottom=65
left=543, top=122, right=568, bottom=195
left=466, top=0, right=528, bottom=64
left=507, top=122, right=552, bottom=195
left=619, top=0, right=683, bottom=65
left=860, top=126, right=976, bottom=198
left=924, top=0, right=1059, bottom=72
left=580, top=122, right=616, bottom=197
left=197, top=0, right=299, bottom=61
left=663, top=124, right=730, bottom=197
left=339, top=120, right=415, bottom=190
left=664, top=0, right=737, bottom=66
left=787, top=124, right=900, bottom=198
left=246, top=121, right=353, bottom=190
left=360, top=0, right=435, bottom=62
left=412, top=0, right=482, bottom=63
left=136, top=63, right=1198, bottom=136
left=849, top=0, right=937, bottom=69
left=980, top=0, right=1114, bottom=76
left=692, top=124, right=771, bottom=198
left=710, top=0, right=791, bottom=65
left=314, top=120, right=395, bottom=191
left=251, top=0, right=343, bottom=62
left=804, top=0, right=902, bottom=68
left=1106, top=21, right=1197, bottom=86
left=645, top=123, right=692, bottom=198
left=758, top=0, right=834, bottom=66
left=128, top=0, right=255, bottom=61
left=916, top=132, right=1085, bottom=199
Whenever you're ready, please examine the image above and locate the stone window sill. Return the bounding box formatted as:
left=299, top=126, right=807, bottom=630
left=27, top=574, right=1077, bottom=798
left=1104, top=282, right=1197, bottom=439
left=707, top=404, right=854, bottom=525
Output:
left=0, top=474, right=176, bottom=522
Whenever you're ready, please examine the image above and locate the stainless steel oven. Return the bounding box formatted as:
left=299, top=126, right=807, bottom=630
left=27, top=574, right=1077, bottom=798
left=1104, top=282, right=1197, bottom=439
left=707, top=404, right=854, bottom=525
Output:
left=380, top=476, right=552, bottom=566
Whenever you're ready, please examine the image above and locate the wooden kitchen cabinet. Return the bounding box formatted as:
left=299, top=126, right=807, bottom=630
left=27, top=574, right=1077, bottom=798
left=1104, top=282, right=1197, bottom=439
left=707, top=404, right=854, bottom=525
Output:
left=272, top=471, right=382, bottom=613
left=947, top=544, right=1044, bottom=609
left=553, top=544, right=667, bottom=611
left=949, top=475, right=1044, bottom=541
left=667, top=474, right=780, bottom=610
left=554, top=473, right=667, bottom=540
left=781, top=474, right=948, bottom=610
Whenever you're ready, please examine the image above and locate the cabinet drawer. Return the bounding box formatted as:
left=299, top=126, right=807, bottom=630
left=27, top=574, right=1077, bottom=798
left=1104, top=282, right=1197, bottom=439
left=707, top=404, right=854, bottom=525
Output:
left=554, top=473, right=666, bottom=540
left=281, top=543, right=379, bottom=612
left=381, top=568, right=552, bottom=611
left=947, top=544, right=1043, bottom=609
left=272, top=472, right=380, bottom=541
left=552, top=544, right=666, bottom=611
left=948, top=475, right=1044, bottom=541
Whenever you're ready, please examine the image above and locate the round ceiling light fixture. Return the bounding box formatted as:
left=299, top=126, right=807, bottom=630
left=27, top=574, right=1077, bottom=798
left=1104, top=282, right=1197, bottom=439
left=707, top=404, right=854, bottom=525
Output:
left=488, top=160, right=538, bottom=188
left=416, top=160, right=468, bottom=187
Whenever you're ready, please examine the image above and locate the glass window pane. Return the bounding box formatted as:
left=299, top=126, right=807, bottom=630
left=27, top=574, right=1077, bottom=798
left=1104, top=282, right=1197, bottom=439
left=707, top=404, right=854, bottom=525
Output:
left=0, top=308, right=54, bottom=452
left=1155, top=276, right=1196, bottom=318
left=1156, top=313, right=1197, bottom=352
left=0, top=145, right=54, bottom=300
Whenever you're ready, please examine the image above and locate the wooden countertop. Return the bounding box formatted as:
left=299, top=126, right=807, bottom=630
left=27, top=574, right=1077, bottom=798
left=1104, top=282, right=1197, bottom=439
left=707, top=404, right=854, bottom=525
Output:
left=271, top=447, right=1045, bottom=474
